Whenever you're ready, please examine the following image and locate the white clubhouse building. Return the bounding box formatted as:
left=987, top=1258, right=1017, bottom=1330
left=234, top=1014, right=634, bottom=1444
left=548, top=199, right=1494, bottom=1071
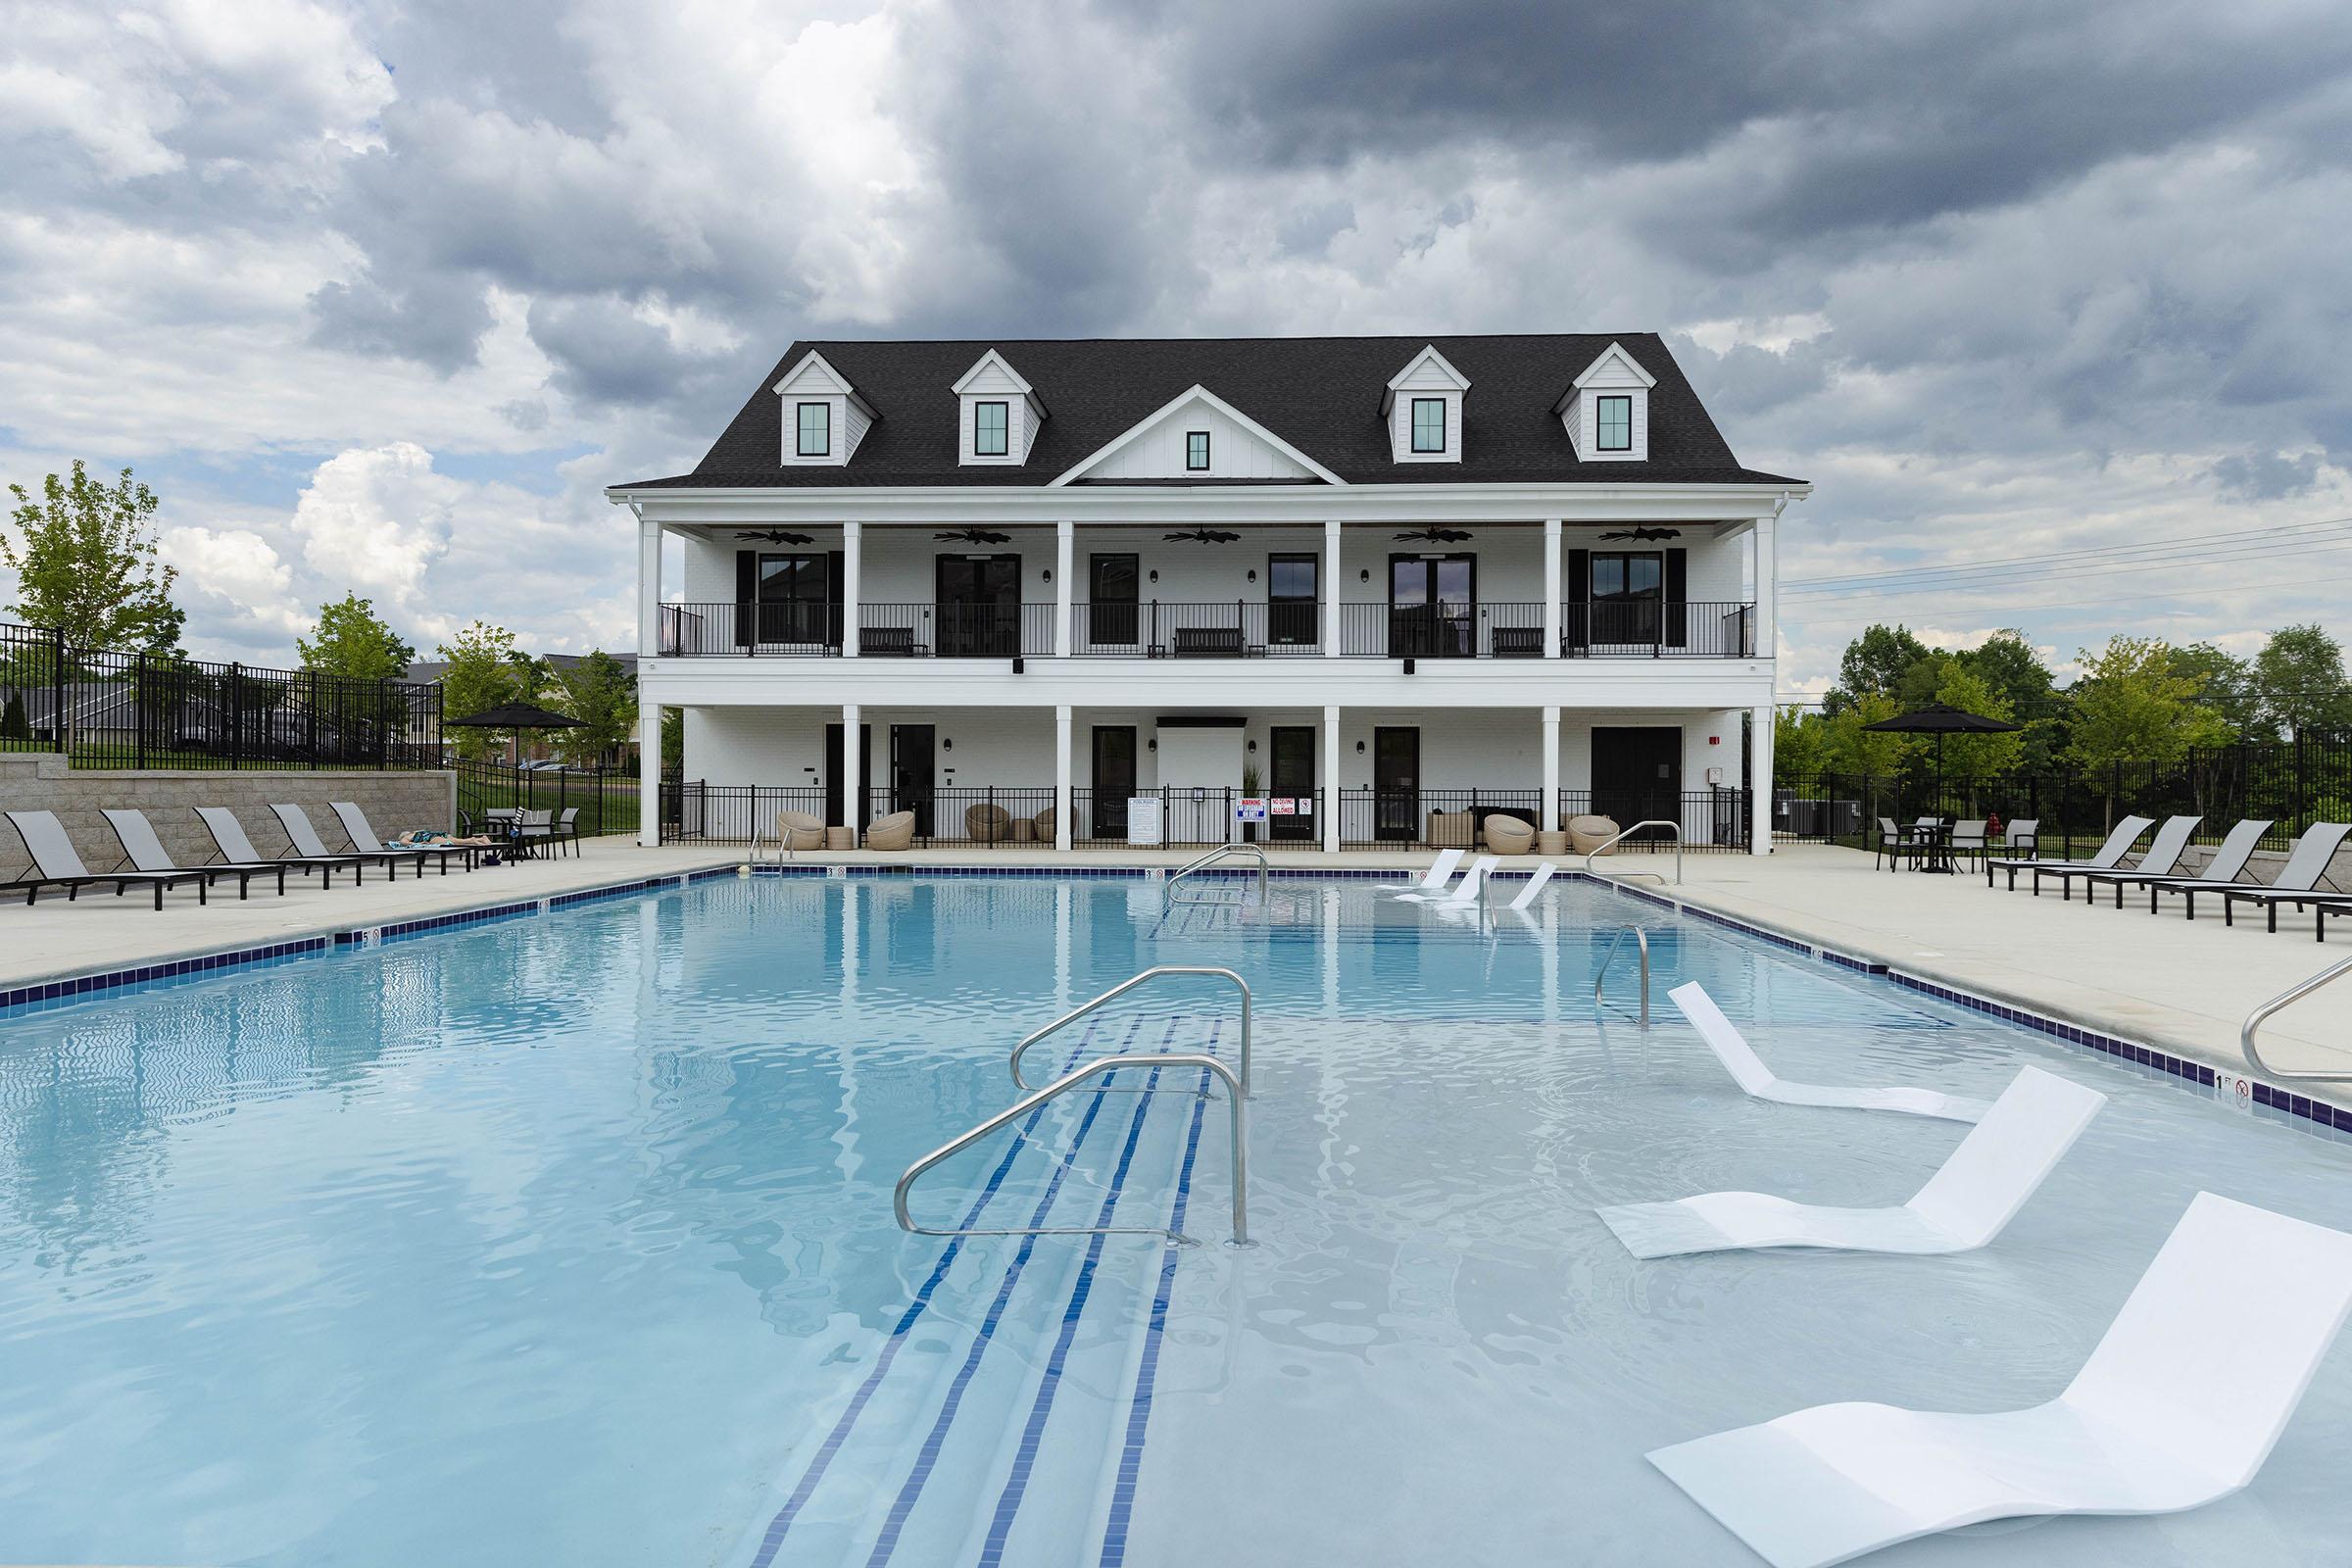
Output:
left=609, top=333, right=1804, bottom=854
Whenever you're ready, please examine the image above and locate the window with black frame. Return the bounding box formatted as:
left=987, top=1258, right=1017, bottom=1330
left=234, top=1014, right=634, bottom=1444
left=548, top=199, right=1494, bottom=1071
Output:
left=1186, top=430, right=1210, bottom=470
left=1590, top=551, right=1662, bottom=644
left=1089, top=553, right=1140, bottom=646
left=758, top=553, right=831, bottom=644
left=1596, top=394, right=1632, bottom=452
left=974, top=401, right=1009, bottom=456
left=1267, top=553, right=1317, bottom=647
left=1410, top=397, right=1446, bottom=454
left=796, top=402, right=830, bottom=458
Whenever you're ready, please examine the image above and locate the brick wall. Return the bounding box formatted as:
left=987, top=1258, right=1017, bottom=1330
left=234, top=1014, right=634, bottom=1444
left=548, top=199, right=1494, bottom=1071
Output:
left=0, top=755, right=455, bottom=874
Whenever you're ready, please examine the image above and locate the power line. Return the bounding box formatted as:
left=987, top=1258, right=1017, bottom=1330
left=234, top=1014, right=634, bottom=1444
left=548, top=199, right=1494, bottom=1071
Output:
left=1783, top=529, right=2352, bottom=599
left=1783, top=515, right=2352, bottom=593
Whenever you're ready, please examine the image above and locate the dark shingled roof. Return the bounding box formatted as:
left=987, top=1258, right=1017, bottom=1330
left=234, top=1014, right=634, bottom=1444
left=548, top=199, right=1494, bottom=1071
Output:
left=616, top=333, right=1801, bottom=489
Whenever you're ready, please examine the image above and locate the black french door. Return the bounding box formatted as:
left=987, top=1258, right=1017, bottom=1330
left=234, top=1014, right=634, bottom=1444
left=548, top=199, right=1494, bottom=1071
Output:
left=936, top=555, right=1021, bottom=656
left=1373, top=726, right=1419, bottom=841
left=1267, top=553, right=1318, bottom=648
left=1090, top=553, right=1140, bottom=647
left=1268, top=725, right=1316, bottom=840
left=1592, top=726, right=1682, bottom=840
left=1091, top=726, right=1137, bottom=838
left=1590, top=552, right=1663, bottom=646
left=891, top=724, right=936, bottom=836
left=1388, top=554, right=1476, bottom=657
left=757, top=552, right=835, bottom=646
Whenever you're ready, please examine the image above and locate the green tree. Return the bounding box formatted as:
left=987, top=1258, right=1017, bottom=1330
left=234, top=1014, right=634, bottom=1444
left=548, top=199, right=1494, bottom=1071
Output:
left=2252, top=623, right=2352, bottom=739
left=1823, top=690, right=1916, bottom=777
left=546, top=651, right=636, bottom=766
left=1, top=461, right=183, bottom=649
left=661, top=706, right=682, bottom=772
left=0, top=691, right=27, bottom=743
left=1772, top=704, right=1831, bottom=784
left=1824, top=624, right=1931, bottom=714
left=298, top=593, right=416, bottom=680
left=2066, top=636, right=2228, bottom=824
left=435, top=620, right=531, bottom=760
left=2168, top=642, right=2260, bottom=741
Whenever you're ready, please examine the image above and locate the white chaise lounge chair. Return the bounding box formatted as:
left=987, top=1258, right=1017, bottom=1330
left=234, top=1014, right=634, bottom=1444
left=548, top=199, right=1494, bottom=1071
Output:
left=1595, top=1063, right=2103, bottom=1258
left=1379, top=848, right=1464, bottom=893
left=1505, top=861, right=1558, bottom=910
left=1396, top=854, right=1497, bottom=905
left=1671, top=982, right=1990, bottom=1123
left=1647, top=1192, right=2352, bottom=1568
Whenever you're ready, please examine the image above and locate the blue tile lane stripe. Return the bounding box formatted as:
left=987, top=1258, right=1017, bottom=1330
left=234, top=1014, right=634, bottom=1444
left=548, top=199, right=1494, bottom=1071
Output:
left=1098, top=1055, right=1214, bottom=1568
left=858, top=1023, right=1159, bottom=1568
left=743, top=1018, right=1133, bottom=1568
left=976, top=1016, right=1225, bottom=1565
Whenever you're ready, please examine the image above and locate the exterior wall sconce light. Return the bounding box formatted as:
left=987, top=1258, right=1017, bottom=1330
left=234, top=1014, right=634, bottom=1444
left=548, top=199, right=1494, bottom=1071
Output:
left=1355, top=740, right=1366, bottom=755
left=1359, top=568, right=1371, bottom=583
left=1247, top=738, right=1258, bottom=753
left=942, top=737, right=954, bottom=751
left=1041, top=567, right=1052, bottom=582
left=1247, top=568, right=1257, bottom=582
left=1149, top=568, right=1159, bottom=583
left=1148, top=738, right=1157, bottom=751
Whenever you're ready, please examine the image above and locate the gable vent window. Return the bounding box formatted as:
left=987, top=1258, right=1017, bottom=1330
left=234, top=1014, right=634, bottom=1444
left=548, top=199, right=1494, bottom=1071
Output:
left=974, top=400, right=1009, bottom=457
left=1596, top=395, right=1632, bottom=453
left=1186, top=430, right=1211, bottom=470
left=1410, top=397, right=1446, bottom=454
left=797, top=401, right=831, bottom=458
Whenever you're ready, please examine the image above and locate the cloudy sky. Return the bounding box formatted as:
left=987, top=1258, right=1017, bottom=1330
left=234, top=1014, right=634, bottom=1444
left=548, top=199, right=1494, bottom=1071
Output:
left=5, top=0, right=2351, bottom=688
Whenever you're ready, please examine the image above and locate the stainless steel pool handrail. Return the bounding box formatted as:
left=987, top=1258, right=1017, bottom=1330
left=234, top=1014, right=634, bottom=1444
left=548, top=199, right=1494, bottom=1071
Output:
left=895, top=1053, right=1248, bottom=1245
left=1011, top=965, right=1252, bottom=1095
left=1574, top=820, right=1684, bottom=885
left=1595, top=925, right=1651, bottom=1027
left=1163, top=843, right=1268, bottom=906
left=2240, top=954, right=2352, bottom=1081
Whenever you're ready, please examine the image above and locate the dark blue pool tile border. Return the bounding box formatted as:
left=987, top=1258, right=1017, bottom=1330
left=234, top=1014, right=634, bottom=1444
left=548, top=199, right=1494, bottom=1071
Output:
left=0, top=936, right=333, bottom=1012
left=1570, top=869, right=2352, bottom=1143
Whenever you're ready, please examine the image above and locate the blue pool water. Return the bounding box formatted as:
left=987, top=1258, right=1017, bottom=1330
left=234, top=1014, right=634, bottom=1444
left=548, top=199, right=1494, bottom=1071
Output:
left=3, top=873, right=2350, bottom=1566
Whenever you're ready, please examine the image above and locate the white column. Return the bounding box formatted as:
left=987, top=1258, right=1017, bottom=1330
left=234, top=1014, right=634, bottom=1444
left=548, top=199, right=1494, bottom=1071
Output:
left=1542, top=517, right=1562, bottom=660
left=841, top=520, right=861, bottom=658
left=1750, top=703, right=1773, bottom=857
left=636, top=705, right=662, bottom=847
left=1542, top=705, right=1560, bottom=831
left=841, top=702, right=861, bottom=836
left=1054, top=704, right=1072, bottom=851
left=1752, top=512, right=1776, bottom=660
left=1322, top=519, right=1342, bottom=657
left=636, top=510, right=662, bottom=657
left=1054, top=519, right=1074, bottom=657
left=1322, top=704, right=1342, bottom=853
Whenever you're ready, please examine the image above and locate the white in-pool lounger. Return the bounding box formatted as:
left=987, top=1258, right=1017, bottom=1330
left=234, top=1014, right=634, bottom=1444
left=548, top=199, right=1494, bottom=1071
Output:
left=1506, top=861, right=1558, bottom=910
left=1595, top=1062, right=2102, bottom=1258
left=1396, top=855, right=1496, bottom=905
left=1379, top=848, right=1464, bottom=893
left=1671, top=982, right=1990, bottom=1123
left=1647, top=1192, right=2352, bottom=1568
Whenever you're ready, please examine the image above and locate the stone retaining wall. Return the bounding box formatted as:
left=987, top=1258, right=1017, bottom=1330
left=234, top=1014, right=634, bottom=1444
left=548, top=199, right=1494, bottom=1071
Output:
left=0, top=755, right=455, bottom=874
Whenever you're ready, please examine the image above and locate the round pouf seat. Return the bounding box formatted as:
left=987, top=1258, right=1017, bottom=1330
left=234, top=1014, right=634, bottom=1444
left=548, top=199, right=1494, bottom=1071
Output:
left=1484, top=815, right=1536, bottom=856
left=1567, top=814, right=1621, bottom=855
left=776, top=809, right=825, bottom=851
left=863, top=811, right=914, bottom=852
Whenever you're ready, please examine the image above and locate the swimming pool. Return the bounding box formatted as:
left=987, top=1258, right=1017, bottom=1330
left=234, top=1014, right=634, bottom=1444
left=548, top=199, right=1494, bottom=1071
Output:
left=3, top=872, right=2348, bottom=1566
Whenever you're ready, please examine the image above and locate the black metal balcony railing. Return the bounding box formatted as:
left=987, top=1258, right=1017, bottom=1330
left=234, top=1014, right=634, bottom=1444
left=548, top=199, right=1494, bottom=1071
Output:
left=656, top=600, right=1758, bottom=658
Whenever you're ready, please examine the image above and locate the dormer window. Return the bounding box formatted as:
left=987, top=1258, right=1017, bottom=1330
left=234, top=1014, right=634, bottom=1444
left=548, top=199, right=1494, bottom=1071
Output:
left=1186, top=430, right=1211, bottom=470
left=1410, top=398, right=1446, bottom=454
left=796, top=402, right=831, bottom=458
left=1596, top=395, right=1632, bottom=452
left=974, top=401, right=1009, bottom=457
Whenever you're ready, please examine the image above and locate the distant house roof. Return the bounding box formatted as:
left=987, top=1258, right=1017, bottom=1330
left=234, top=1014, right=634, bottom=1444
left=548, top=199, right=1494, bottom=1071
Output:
left=615, top=333, right=1799, bottom=490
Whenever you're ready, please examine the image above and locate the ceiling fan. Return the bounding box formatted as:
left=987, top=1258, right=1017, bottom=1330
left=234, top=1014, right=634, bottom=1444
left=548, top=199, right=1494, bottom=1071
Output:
left=1596, top=525, right=1683, bottom=542
left=735, top=529, right=814, bottom=545
left=1393, top=526, right=1474, bottom=543
left=933, top=527, right=1014, bottom=544
left=1163, top=528, right=1243, bottom=543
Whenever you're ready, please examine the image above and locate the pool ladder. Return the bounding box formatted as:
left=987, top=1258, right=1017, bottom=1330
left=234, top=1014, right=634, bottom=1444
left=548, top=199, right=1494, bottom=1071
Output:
left=1574, top=820, right=1685, bottom=886
left=1594, top=925, right=1652, bottom=1027
left=895, top=966, right=1254, bottom=1246
left=2240, top=954, right=2352, bottom=1083
left=1163, top=844, right=1268, bottom=907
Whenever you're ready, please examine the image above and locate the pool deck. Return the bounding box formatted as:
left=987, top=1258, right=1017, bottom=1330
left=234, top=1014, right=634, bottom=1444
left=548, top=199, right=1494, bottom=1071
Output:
left=6, top=837, right=2342, bottom=1107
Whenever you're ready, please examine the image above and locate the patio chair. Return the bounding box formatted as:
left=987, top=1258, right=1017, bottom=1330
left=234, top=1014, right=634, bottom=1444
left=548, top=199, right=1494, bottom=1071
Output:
left=2217, top=821, right=2352, bottom=936
left=1030, top=807, right=1055, bottom=844
left=1947, top=818, right=1988, bottom=868
left=1396, top=854, right=1497, bottom=905
left=1505, top=861, right=1558, bottom=910
left=3, top=808, right=216, bottom=909
left=1379, top=847, right=1464, bottom=893
left=1483, top=814, right=1535, bottom=856
left=1595, top=1063, right=2103, bottom=1258
left=1646, top=1193, right=2352, bottom=1568
left=272, top=803, right=420, bottom=879
left=2002, top=816, right=2040, bottom=859
left=776, top=809, right=826, bottom=851
left=1670, top=982, right=1989, bottom=1123
left=865, top=810, right=915, bottom=851
left=2032, top=813, right=2199, bottom=901
left=101, top=808, right=288, bottom=900
left=1872, top=816, right=1912, bottom=872
left=549, top=807, right=582, bottom=858
left=1566, top=814, right=1619, bottom=856
left=510, top=808, right=558, bottom=858
left=2081, top=817, right=2271, bottom=913
left=964, top=803, right=1012, bottom=843
left=197, top=806, right=370, bottom=885
left=1985, top=813, right=2152, bottom=891
left=329, top=802, right=478, bottom=875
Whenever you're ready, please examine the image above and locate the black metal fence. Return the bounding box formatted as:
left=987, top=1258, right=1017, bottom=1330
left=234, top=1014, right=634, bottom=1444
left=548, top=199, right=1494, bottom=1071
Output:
left=1779, top=734, right=2352, bottom=858
left=1, top=619, right=444, bottom=770
left=456, top=760, right=642, bottom=838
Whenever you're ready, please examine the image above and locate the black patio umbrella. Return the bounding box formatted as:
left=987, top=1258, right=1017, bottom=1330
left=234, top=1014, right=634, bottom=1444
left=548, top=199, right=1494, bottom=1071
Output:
left=1862, top=702, right=2020, bottom=812
left=446, top=701, right=584, bottom=767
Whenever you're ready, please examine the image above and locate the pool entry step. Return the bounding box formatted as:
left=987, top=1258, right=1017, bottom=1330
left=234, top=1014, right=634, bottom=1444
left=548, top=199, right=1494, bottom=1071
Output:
left=733, top=1017, right=1222, bottom=1568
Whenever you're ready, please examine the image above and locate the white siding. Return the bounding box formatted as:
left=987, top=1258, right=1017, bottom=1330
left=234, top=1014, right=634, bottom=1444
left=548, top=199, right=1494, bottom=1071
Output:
left=1566, top=354, right=1650, bottom=462
left=1388, top=388, right=1462, bottom=464
left=1073, top=400, right=1318, bottom=482
left=957, top=391, right=1030, bottom=466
